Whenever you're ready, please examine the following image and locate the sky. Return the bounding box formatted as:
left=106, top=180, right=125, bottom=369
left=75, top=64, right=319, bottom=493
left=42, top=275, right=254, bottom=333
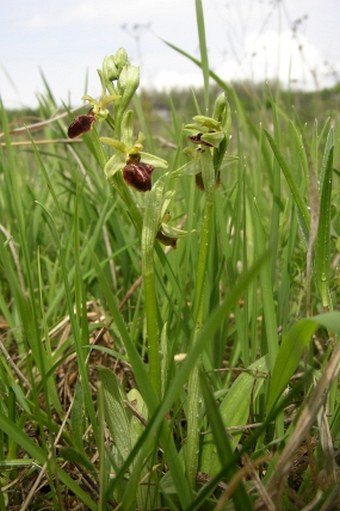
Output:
left=1, top=0, right=339, bottom=109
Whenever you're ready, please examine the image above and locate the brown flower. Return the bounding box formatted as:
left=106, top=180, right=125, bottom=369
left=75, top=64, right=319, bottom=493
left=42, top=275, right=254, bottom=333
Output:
left=68, top=111, right=96, bottom=138
left=188, top=133, right=213, bottom=147
left=156, top=230, right=177, bottom=247
left=195, top=171, right=221, bottom=191
left=123, top=160, right=155, bottom=191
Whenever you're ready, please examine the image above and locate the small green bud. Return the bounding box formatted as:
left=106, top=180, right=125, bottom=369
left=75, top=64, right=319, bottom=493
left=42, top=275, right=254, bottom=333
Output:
left=114, top=47, right=129, bottom=68
left=212, top=92, right=228, bottom=121
left=117, top=64, right=140, bottom=111
left=118, top=64, right=140, bottom=95
left=212, top=93, right=231, bottom=138
left=102, top=48, right=129, bottom=81
left=102, top=55, right=119, bottom=81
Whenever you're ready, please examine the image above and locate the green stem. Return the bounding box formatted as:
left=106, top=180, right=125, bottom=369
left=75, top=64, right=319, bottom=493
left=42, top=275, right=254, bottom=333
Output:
left=193, top=150, right=215, bottom=323
left=110, top=172, right=143, bottom=235
left=142, top=256, right=161, bottom=396
left=186, top=149, right=215, bottom=487
left=141, top=183, right=164, bottom=397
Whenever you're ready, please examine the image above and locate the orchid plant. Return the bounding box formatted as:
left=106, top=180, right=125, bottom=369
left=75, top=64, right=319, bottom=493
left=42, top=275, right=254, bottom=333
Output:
left=67, top=47, right=231, bottom=501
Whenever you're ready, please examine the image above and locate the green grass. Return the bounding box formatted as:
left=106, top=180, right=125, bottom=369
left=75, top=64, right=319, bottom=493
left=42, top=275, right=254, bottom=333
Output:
left=1, top=2, right=340, bottom=509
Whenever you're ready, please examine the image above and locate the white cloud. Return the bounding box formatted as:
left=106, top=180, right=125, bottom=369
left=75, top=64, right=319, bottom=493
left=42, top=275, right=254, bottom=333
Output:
left=19, top=0, right=193, bottom=29
left=214, top=30, right=330, bottom=90
left=246, top=31, right=320, bottom=85
left=147, top=70, right=204, bottom=91
left=22, top=14, right=48, bottom=29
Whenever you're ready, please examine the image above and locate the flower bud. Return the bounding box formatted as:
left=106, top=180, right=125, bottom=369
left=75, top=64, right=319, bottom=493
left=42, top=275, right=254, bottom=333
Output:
left=117, top=64, right=140, bottom=110
left=102, top=48, right=129, bottom=81
left=212, top=92, right=228, bottom=122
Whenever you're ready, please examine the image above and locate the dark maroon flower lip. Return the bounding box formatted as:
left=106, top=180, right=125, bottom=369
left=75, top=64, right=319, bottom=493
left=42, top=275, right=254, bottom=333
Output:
left=123, top=160, right=155, bottom=191
left=67, top=111, right=96, bottom=138
left=156, top=230, right=177, bottom=247
left=195, top=171, right=221, bottom=191
left=188, top=132, right=213, bottom=147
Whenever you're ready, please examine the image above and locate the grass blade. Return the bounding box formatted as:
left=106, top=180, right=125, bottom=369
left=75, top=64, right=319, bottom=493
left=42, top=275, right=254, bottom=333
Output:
left=264, top=129, right=310, bottom=242
left=266, top=318, right=318, bottom=412
left=0, top=412, right=97, bottom=510
left=315, top=132, right=334, bottom=309
left=200, top=372, right=252, bottom=509
left=267, top=310, right=340, bottom=412
left=195, top=0, right=210, bottom=112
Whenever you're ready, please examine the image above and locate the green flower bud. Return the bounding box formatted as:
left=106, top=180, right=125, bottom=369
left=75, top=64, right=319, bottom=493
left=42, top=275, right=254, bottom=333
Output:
left=212, top=92, right=231, bottom=137
left=212, top=92, right=228, bottom=121
left=114, top=48, right=129, bottom=67
left=102, top=48, right=129, bottom=81
left=117, top=64, right=140, bottom=111
left=118, top=64, right=140, bottom=94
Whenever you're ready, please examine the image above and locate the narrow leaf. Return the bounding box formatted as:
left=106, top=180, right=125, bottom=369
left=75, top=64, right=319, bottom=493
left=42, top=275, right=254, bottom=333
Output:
left=195, top=0, right=210, bottom=111
left=200, top=373, right=252, bottom=508
left=98, top=367, right=135, bottom=464
left=264, top=129, right=310, bottom=241
left=0, top=413, right=97, bottom=510
left=315, top=138, right=334, bottom=308
left=267, top=318, right=318, bottom=412
left=267, top=311, right=340, bottom=413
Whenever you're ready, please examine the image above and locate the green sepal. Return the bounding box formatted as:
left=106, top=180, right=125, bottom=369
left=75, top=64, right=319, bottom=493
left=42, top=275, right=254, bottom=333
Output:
left=140, top=152, right=168, bottom=169
left=104, top=152, right=125, bottom=179
left=201, top=131, right=225, bottom=148
left=192, top=115, right=221, bottom=131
